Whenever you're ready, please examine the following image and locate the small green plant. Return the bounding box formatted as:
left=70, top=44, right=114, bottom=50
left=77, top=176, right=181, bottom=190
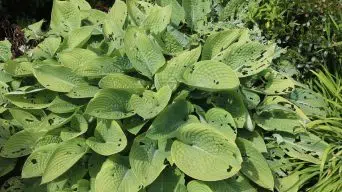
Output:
left=0, top=0, right=337, bottom=191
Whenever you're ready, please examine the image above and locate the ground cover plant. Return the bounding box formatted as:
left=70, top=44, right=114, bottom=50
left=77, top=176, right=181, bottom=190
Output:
left=0, top=0, right=340, bottom=191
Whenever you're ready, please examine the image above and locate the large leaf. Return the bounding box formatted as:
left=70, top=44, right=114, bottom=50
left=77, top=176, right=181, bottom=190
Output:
left=0, top=40, right=12, bottom=62
left=289, top=88, right=329, bottom=117
left=0, top=129, right=45, bottom=158
left=86, top=120, right=127, bottom=156
left=273, top=133, right=329, bottom=164
left=202, top=29, right=248, bottom=60
left=33, top=65, right=87, bottom=92
left=58, top=48, right=98, bottom=71
left=158, top=0, right=185, bottom=25
left=5, top=88, right=56, bottom=109
left=182, top=60, right=240, bottom=91
left=242, top=69, right=295, bottom=95
left=236, top=138, right=274, bottom=190
left=171, top=123, right=242, bottom=181
left=66, top=26, right=93, bottom=49
left=4, top=60, right=33, bottom=77
left=99, top=73, right=147, bottom=94
left=22, top=143, right=58, bottom=178
left=129, top=135, right=167, bottom=186
left=31, top=36, right=61, bottom=59
left=142, top=5, right=172, bottom=34
left=146, top=100, right=193, bottom=139
left=60, top=114, right=88, bottom=141
left=155, top=46, right=201, bottom=91
left=50, top=0, right=81, bottom=35
left=130, top=86, right=172, bottom=119
left=42, top=137, right=88, bottom=183
left=124, top=27, right=165, bottom=79
left=103, top=0, right=127, bottom=52
left=182, top=0, right=211, bottom=30
left=85, top=89, right=135, bottom=119
left=205, top=108, right=237, bottom=140
left=214, top=42, right=276, bottom=77
left=95, top=155, right=142, bottom=192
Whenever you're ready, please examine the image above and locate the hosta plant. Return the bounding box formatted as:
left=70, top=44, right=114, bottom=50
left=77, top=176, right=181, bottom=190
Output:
left=0, top=0, right=333, bottom=191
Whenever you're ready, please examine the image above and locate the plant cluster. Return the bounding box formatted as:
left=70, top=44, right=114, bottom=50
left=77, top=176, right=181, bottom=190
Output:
left=249, top=0, right=342, bottom=78
left=0, top=0, right=340, bottom=192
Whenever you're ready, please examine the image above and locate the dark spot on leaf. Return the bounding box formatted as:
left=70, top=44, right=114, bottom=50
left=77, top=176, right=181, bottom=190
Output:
left=31, top=159, right=37, bottom=164
left=227, top=165, right=232, bottom=172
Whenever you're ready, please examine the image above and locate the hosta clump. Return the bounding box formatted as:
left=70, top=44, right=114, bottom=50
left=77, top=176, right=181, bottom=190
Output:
left=0, top=0, right=331, bottom=191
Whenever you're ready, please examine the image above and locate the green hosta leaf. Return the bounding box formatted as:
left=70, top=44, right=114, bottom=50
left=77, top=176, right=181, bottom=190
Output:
left=31, top=36, right=61, bottom=59
left=254, top=97, right=304, bottom=133
left=42, top=137, right=88, bottom=184
left=66, top=84, right=99, bottom=98
left=82, top=9, right=107, bottom=25
left=24, top=19, right=45, bottom=40
left=4, top=60, right=33, bottom=77
left=0, top=129, right=45, bottom=158
left=158, top=0, right=185, bottom=25
left=60, top=114, right=88, bottom=141
left=0, top=176, right=25, bottom=191
left=129, top=135, right=167, bottom=186
left=182, top=0, right=211, bottom=30
left=187, top=175, right=257, bottom=192
left=122, top=116, right=148, bottom=135
left=130, top=86, right=172, bottom=119
left=241, top=89, right=260, bottom=109
left=75, top=56, right=124, bottom=77
left=0, top=157, right=16, bottom=177
left=33, top=65, right=87, bottom=92
left=48, top=96, right=80, bottom=113
left=202, top=29, right=248, bottom=60
left=124, top=27, right=165, bottom=79
left=205, top=108, right=237, bottom=140
left=171, top=123, right=242, bottom=181
left=289, top=88, right=328, bottom=117
left=95, top=155, right=142, bottom=192
left=107, top=0, right=127, bottom=29
left=242, top=69, right=295, bottom=95
left=155, top=46, right=201, bottom=91
left=58, top=48, right=98, bottom=71
left=41, top=112, right=75, bottom=131
left=22, top=143, right=58, bottom=178
left=86, top=120, right=127, bottom=156
left=85, top=89, right=135, bottom=119
left=239, top=129, right=267, bottom=153
left=157, top=26, right=189, bottom=55
left=50, top=0, right=81, bottom=35
left=273, top=133, right=329, bottom=164
left=9, top=109, right=41, bottom=128
left=5, top=88, right=56, bottom=109
left=142, top=5, right=172, bottom=34
left=236, top=138, right=274, bottom=190
left=182, top=60, right=240, bottom=91
left=147, top=167, right=186, bottom=192
left=146, top=100, right=193, bottom=139
left=66, top=26, right=93, bottom=49
left=99, top=73, right=147, bottom=94
left=0, top=40, right=12, bottom=62
left=46, top=158, right=88, bottom=191
left=0, top=65, right=14, bottom=83
left=214, top=42, right=276, bottom=77
left=88, top=153, right=106, bottom=178
left=103, top=0, right=127, bottom=53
